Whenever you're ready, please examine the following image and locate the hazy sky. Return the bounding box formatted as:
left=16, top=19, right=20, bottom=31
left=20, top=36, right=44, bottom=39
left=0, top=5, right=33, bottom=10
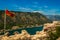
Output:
left=0, top=0, right=60, bottom=15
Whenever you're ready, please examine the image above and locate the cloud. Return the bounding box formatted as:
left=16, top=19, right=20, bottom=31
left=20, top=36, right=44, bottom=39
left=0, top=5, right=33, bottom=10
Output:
left=18, top=7, right=33, bottom=12
left=32, top=10, right=45, bottom=15
left=44, top=9, right=60, bottom=15
left=11, top=4, right=33, bottom=12
left=11, top=5, right=33, bottom=12
left=33, top=10, right=44, bottom=13
left=44, top=5, right=48, bottom=8
left=32, top=9, right=60, bottom=15
left=47, top=9, right=58, bottom=14
left=11, top=4, right=60, bottom=15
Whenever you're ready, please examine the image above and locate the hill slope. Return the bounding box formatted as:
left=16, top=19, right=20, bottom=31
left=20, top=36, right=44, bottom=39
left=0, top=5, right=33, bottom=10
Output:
left=46, top=15, right=60, bottom=21
left=0, top=10, right=52, bottom=30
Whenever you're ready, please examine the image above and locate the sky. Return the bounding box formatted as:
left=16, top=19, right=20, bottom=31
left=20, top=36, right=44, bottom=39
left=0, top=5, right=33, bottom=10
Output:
left=0, top=0, right=60, bottom=15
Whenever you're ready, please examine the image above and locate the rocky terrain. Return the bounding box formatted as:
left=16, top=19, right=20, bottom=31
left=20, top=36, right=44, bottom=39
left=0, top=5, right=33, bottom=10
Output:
left=0, top=21, right=60, bottom=40
left=0, top=10, right=52, bottom=30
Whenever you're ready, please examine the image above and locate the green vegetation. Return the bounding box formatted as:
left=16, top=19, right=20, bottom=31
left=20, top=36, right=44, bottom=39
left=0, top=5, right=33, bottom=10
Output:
left=47, top=26, right=60, bottom=40
left=0, top=10, right=52, bottom=30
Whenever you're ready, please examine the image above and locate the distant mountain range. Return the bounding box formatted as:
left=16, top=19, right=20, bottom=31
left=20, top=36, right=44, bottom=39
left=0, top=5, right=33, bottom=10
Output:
left=46, top=15, right=60, bottom=21
left=0, top=10, right=52, bottom=30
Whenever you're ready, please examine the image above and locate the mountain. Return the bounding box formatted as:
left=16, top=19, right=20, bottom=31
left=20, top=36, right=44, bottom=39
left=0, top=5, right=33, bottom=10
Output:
left=46, top=15, right=60, bottom=21
left=0, top=10, right=52, bottom=30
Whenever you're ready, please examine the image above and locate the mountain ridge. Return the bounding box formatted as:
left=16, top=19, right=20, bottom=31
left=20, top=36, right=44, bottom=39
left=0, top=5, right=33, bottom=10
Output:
left=0, top=10, right=52, bottom=30
left=46, top=15, right=60, bottom=21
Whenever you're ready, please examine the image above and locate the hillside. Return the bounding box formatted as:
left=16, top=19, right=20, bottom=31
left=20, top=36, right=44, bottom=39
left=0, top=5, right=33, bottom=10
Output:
left=0, top=10, right=52, bottom=30
left=46, top=15, right=60, bottom=21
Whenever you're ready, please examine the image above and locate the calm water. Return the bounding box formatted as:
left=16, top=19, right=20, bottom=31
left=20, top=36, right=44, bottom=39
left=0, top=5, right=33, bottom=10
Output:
left=9, top=26, right=43, bottom=35
left=0, top=26, right=43, bottom=35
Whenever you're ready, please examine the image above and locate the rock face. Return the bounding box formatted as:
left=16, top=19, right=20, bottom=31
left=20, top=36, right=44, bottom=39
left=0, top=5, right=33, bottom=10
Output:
left=0, top=10, right=52, bottom=30
left=0, top=30, right=48, bottom=40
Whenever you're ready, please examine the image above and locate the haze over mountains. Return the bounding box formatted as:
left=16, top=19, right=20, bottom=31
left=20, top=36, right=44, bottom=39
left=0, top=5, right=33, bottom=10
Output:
left=46, top=15, right=60, bottom=21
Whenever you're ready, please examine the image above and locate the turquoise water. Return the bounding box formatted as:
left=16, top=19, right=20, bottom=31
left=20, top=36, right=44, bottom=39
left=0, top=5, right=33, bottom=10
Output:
left=9, top=26, right=43, bottom=35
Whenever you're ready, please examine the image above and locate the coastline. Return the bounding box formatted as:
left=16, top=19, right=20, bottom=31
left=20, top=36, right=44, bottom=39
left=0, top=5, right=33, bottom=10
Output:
left=0, top=25, right=43, bottom=35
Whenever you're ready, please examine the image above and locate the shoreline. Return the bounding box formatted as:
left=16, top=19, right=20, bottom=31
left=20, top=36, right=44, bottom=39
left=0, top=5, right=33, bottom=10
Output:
left=0, top=25, right=43, bottom=35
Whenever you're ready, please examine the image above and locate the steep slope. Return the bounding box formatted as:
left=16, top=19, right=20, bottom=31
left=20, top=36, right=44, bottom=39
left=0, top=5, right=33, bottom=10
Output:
left=0, top=10, right=52, bottom=30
